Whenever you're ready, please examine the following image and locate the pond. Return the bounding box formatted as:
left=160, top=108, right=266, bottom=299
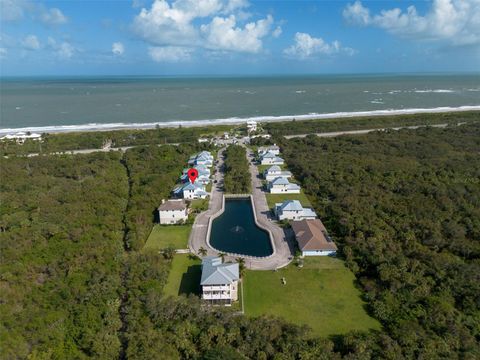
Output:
left=209, top=198, right=273, bottom=257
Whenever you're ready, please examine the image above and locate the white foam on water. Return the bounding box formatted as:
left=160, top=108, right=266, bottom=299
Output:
left=414, top=89, right=455, bottom=93
left=1, top=105, right=479, bottom=136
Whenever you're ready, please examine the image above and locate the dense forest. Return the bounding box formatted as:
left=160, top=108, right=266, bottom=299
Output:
left=223, top=145, right=251, bottom=194
left=0, top=152, right=128, bottom=358
left=265, top=110, right=480, bottom=136
left=279, top=123, right=480, bottom=358
left=2, top=121, right=479, bottom=359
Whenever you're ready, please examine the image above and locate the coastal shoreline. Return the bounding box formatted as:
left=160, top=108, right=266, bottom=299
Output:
left=1, top=105, right=479, bottom=135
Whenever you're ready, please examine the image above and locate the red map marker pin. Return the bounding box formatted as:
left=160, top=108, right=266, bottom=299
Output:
left=187, top=168, right=198, bottom=183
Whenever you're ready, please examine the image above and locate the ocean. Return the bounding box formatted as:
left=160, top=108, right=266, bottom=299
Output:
left=1, top=74, right=479, bottom=134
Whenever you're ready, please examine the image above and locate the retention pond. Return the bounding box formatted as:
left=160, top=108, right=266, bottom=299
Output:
left=209, top=198, right=273, bottom=257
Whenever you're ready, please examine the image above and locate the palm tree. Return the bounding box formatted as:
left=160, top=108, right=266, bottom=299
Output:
left=218, top=252, right=226, bottom=262
left=236, top=257, right=246, bottom=277
left=198, top=247, right=207, bottom=257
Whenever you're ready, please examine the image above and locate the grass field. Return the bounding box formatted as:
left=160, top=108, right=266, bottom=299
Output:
left=265, top=191, right=312, bottom=209
left=243, top=257, right=381, bottom=337
left=144, top=224, right=192, bottom=250
left=164, top=254, right=202, bottom=297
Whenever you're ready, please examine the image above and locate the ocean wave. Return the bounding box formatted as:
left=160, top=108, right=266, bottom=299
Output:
left=414, top=89, right=454, bottom=93
left=1, top=105, right=479, bottom=135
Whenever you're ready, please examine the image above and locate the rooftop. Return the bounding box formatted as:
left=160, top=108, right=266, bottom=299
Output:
left=291, top=219, right=338, bottom=251
left=158, top=199, right=187, bottom=211
left=200, top=257, right=239, bottom=285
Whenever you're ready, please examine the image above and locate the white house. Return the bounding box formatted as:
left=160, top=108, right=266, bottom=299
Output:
left=274, top=200, right=317, bottom=221
left=158, top=199, right=188, bottom=224
left=263, top=165, right=292, bottom=181
left=246, top=120, right=257, bottom=133
left=180, top=165, right=211, bottom=185
left=291, top=219, right=337, bottom=256
left=173, top=182, right=208, bottom=200
left=188, top=151, right=214, bottom=167
left=200, top=256, right=239, bottom=305
left=260, top=152, right=284, bottom=165
left=258, top=145, right=280, bottom=156
left=267, top=177, right=301, bottom=194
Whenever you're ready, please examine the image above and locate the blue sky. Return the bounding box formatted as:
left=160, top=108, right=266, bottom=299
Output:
left=1, top=0, right=479, bottom=75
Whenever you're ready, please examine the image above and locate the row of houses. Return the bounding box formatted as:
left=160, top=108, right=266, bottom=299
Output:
left=258, top=145, right=338, bottom=257
left=158, top=151, right=215, bottom=224
left=173, top=151, right=214, bottom=200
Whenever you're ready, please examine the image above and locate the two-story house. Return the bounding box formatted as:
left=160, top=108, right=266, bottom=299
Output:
left=267, top=177, right=301, bottom=194
left=173, top=182, right=208, bottom=200
left=263, top=165, right=292, bottom=181
left=274, top=200, right=317, bottom=221
left=158, top=199, right=188, bottom=224
left=200, top=256, right=239, bottom=305
left=260, top=151, right=284, bottom=165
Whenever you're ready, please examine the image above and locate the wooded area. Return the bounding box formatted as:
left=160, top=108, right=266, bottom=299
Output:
left=223, top=145, right=251, bottom=194
left=1, top=121, right=479, bottom=359
left=279, top=123, right=480, bottom=358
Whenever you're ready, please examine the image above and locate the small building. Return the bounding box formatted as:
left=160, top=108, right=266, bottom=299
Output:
left=246, top=120, right=257, bottom=133
left=274, top=200, right=317, bottom=221
left=173, top=182, right=208, bottom=200
left=291, top=219, right=338, bottom=256
left=267, top=177, right=301, bottom=194
left=260, top=151, right=284, bottom=165
left=201, top=256, right=240, bottom=305
left=258, top=145, right=280, bottom=156
left=158, top=199, right=188, bottom=224
left=263, top=165, right=292, bottom=181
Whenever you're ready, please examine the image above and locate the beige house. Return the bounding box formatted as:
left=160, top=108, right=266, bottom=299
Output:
left=158, top=199, right=188, bottom=224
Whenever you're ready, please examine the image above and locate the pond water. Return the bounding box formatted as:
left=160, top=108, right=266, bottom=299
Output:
left=209, top=198, right=273, bottom=257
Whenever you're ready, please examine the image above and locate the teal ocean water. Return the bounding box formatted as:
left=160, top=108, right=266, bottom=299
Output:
left=1, top=74, right=479, bottom=133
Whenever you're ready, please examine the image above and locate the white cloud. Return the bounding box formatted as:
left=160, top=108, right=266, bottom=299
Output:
left=132, top=0, right=275, bottom=57
left=272, top=26, right=282, bottom=38
left=343, top=0, right=480, bottom=46
left=200, top=14, right=273, bottom=53
left=0, top=0, right=67, bottom=25
left=284, top=32, right=355, bottom=59
left=0, top=47, right=7, bottom=59
left=47, top=37, right=76, bottom=59
left=21, top=34, right=40, bottom=50
left=40, top=7, right=68, bottom=25
left=112, top=42, right=125, bottom=55
left=148, top=46, right=193, bottom=62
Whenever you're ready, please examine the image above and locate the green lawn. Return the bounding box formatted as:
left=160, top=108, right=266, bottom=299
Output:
left=164, top=254, right=202, bottom=297
left=144, top=224, right=192, bottom=250
left=265, top=191, right=312, bottom=209
left=243, top=257, right=381, bottom=337
left=190, top=198, right=209, bottom=213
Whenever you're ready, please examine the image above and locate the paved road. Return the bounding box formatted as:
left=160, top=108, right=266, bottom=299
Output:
left=188, top=148, right=226, bottom=256
left=283, top=122, right=467, bottom=139
left=243, top=148, right=294, bottom=270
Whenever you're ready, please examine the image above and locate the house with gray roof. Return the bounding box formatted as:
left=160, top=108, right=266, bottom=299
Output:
left=188, top=151, right=214, bottom=167
left=258, top=145, right=280, bottom=156
left=274, top=200, right=317, bottom=221
left=264, top=165, right=292, bottom=181
left=260, top=151, right=284, bottom=165
left=267, top=177, right=301, bottom=194
left=173, top=182, right=208, bottom=200
left=200, top=256, right=239, bottom=305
